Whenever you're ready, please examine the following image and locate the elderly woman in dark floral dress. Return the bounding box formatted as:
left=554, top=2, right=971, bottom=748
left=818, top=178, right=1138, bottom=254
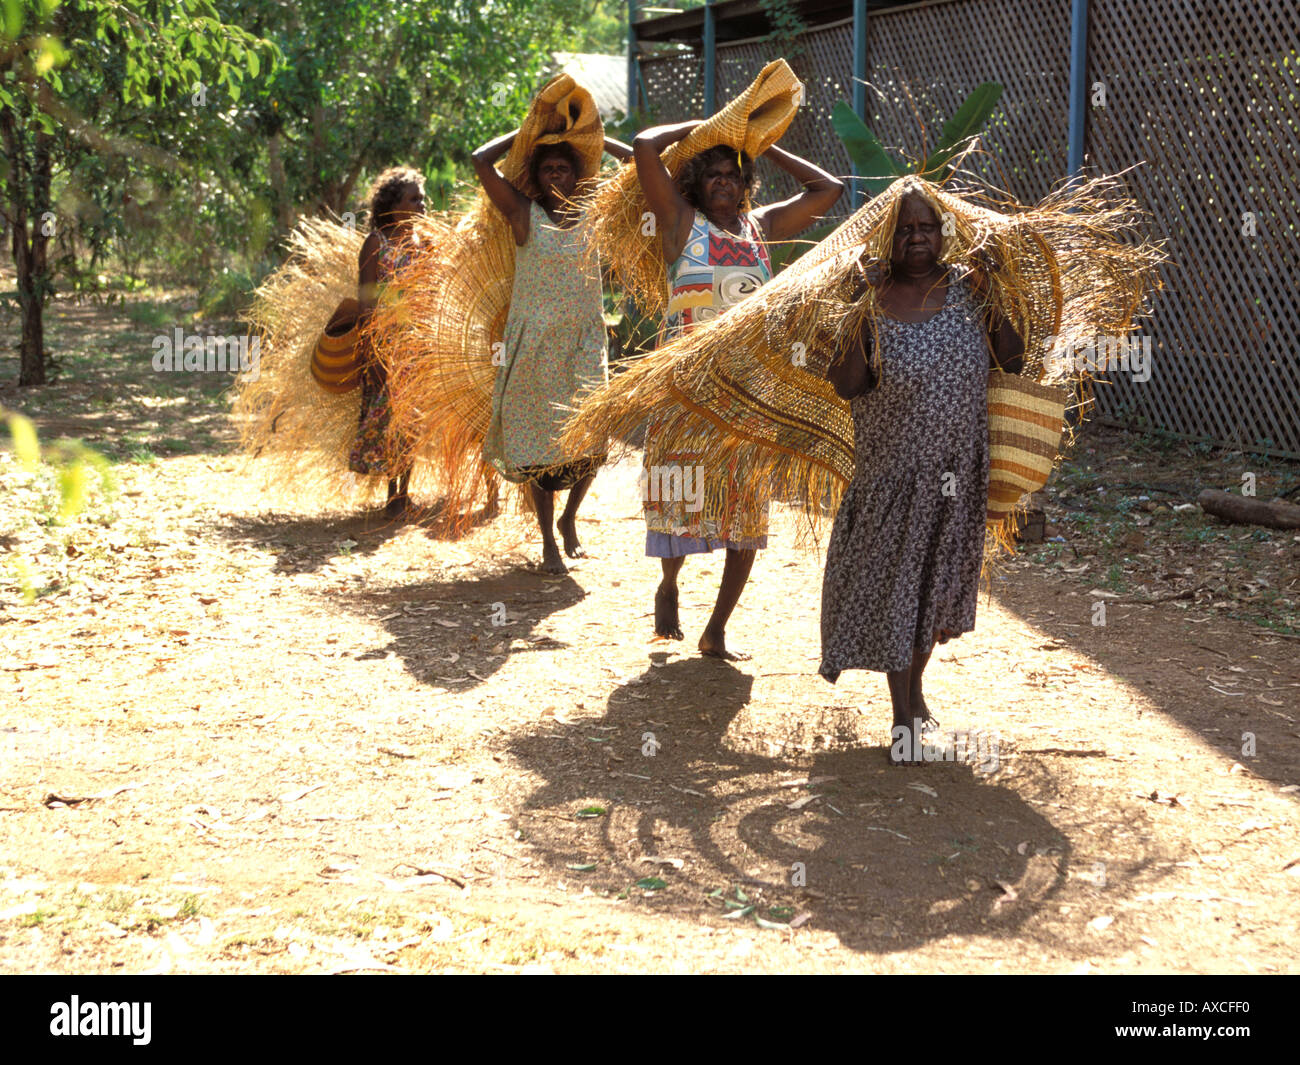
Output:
left=822, top=189, right=1023, bottom=765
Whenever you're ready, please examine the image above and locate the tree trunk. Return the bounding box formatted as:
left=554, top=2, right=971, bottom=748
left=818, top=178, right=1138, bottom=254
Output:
left=267, top=130, right=296, bottom=233
left=1, top=98, right=52, bottom=386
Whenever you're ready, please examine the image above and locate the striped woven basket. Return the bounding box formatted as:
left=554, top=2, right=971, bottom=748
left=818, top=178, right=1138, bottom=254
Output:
left=986, top=371, right=1067, bottom=524
left=311, top=297, right=364, bottom=394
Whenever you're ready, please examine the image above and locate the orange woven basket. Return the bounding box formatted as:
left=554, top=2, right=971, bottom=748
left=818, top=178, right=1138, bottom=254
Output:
left=310, top=297, right=364, bottom=394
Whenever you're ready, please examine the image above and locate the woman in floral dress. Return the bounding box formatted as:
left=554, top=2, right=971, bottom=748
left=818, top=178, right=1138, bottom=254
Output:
left=350, top=167, right=424, bottom=517
left=823, top=189, right=1024, bottom=764
left=474, top=131, right=632, bottom=573
left=632, top=122, right=843, bottom=658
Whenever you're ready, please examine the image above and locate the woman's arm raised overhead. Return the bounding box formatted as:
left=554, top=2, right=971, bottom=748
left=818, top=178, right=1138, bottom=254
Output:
left=603, top=136, right=634, bottom=163
left=750, top=144, right=845, bottom=244
left=632, top=120, right=702, bottom=264
left=471, top=129, right=534, bottom=246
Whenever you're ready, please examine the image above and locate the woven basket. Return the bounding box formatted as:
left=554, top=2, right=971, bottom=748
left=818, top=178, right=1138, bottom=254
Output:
left=986, top=371, right=1067, bottom=522
left=504, top=73, right=605, bottom=197
left=310, top=297, right=364, bottom=394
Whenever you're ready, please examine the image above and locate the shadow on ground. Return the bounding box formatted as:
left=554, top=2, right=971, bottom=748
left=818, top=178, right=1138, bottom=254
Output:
left=338, top=569, right=588, bottom=690
left=506, top=654, right=1092, bottom=955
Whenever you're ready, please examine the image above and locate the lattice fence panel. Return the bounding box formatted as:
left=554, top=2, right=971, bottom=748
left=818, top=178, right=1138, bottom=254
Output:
left=865, top=0, right=1071, bottom=205
left=634, top=0, right=1300, bottom=455
left=638, top=50, right=705, bottom=123
left=1085, top=0, right=1300, bottom=456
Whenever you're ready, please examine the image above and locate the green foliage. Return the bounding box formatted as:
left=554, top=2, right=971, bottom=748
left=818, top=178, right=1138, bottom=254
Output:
left=4, top=1, right=631, bottom=387
left=3, top=409, right=113, bottom=601
left=921, top=82, right=1003, bottom=177
left=5, top=409, right=113, bottom=522
left=759, top=0, right=806, bottom=58
left=1, top=1, right=279, bottom=382
left=831, top=101, right=901, bottom=199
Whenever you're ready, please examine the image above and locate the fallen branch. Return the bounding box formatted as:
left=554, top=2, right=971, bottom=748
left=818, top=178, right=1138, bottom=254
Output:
left=1106, top=589, right=1196, bottom=606
left=390, top=862, right=466, bottom=888
left=43, top=782, right=150, bottom=808
left=1197, top=489, right=1300, bottom=530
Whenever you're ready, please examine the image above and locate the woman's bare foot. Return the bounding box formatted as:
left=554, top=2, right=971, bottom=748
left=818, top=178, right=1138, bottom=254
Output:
left=654, top=585, right=683, bottom=639
left=910, top=693, right=940, bottom=734
left=699, top=625, right=748, bottom=661
left=888, top=716, right=925, bottom=767
left=541, top=541, right=568, bottom=574
left=557, top=514, right=586, bottom=558
left=384, top=495, right=415, bottom=520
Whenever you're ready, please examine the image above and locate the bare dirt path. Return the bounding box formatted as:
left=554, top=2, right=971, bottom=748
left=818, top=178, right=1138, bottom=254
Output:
left=2, top=306, right=1298, bottom=973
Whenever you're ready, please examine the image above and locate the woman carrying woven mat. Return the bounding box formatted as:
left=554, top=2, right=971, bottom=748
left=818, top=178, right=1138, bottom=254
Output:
left=822, top=187, right=1024, bottom=765
left=350, top=166, right=426, bottom=517
left=474, top=129, right=632, bottom=574
left=632, top=119, right=843, bottom=659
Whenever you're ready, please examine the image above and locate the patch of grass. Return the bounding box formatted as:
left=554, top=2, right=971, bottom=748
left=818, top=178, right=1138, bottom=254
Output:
left=124, top=300, right=179, bottom=332
left=179, top=894, right=201, bottom=919
left=102, top=890, right=132, bottom=913
left=1105, top=563, right=1127, bottom=592
left=19, top=909, right=54, bottom=927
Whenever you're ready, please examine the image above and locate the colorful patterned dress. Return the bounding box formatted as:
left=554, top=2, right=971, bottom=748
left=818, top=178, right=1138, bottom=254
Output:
left=819, top=267, right=990, bottom=679
left=484, top=200, right=608, bottom=489
left=349, top=228, right=412, bottom=476
left=645, top=210, right=772, bottom=557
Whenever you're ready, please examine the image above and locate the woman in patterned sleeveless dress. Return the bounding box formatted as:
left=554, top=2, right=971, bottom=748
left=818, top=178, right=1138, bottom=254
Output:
left=632, top=121, right=843, bottom=659
left=824, top=190, right=1024, bottom=765
left=473, top=130, right=633, bottom=573
left=350, top=167, right=424, bottom=517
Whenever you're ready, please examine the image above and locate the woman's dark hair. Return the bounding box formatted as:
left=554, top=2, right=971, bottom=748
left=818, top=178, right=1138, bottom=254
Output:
left=365, top=166, right=424, bottom=230
left=528, top=141, right=583, bottom=194
left=675, top=145, right=758, bottom=211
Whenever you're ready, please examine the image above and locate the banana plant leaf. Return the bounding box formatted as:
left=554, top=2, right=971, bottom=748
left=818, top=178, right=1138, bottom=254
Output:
left=920, top=82, right=1004, bottom=178
left=830, top=100, right=903, bottom=198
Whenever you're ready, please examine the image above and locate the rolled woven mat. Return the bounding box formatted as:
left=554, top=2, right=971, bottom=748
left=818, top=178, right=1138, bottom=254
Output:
left=582, top=58, right=803, bottom=312
left=562, top=171, right=1165, bottom=547
left=502, top=72, right=605, bottom=200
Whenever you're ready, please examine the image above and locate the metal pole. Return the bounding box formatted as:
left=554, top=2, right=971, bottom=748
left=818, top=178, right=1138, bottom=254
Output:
left=852, top=0, right=869, bottom=206
left=704, top=0, right=717, bottom=115
left=627, top=0, right=639, bottom=118
left=1067, top=0, right=1089, bottom=176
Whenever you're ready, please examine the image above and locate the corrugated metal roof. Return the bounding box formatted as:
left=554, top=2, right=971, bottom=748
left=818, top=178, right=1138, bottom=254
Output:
left=552, top=52, right=629, bottom=120
left=634, top=0, right=925, bottom=44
